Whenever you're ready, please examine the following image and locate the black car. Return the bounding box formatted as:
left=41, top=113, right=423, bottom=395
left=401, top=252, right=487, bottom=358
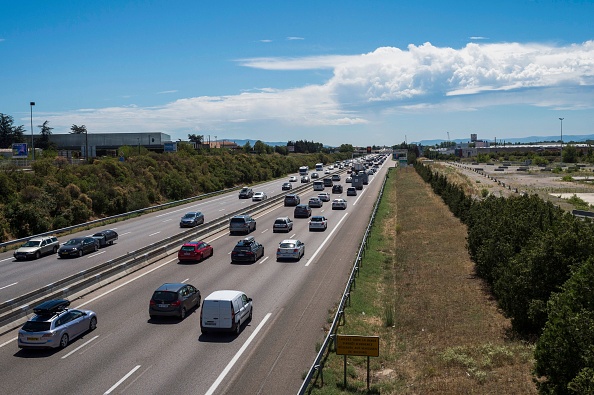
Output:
left=284, top=194, right=301, bottom=207
left=231, top=237, right=265, bottom=263
left=58, top=237, right=99, bottom=258
left=92, top=229, right=118, bottom=247
left=149, top=283, right=201, bottom=320
left=180, top=211, right=205, bottom=228
left=294, top=204, right=312, bottom=218
left=281, top=182, right=292, bottom=191
left=332, top=184, right=343, bottom=194
left=239, top=187, right=254, bottom=199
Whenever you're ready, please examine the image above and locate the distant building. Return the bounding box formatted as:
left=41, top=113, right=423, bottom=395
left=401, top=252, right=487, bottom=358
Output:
left=49, top=132, right=172, bottom=158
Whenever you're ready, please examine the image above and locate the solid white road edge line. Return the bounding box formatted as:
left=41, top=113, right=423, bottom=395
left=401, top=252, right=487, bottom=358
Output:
left=305, top=212, right=349, bottom=267
left=204, top=312, right=272, bottom=395
left=61, top=335, right=99, bottom=359
left=104, top=364, right=141, bottom=395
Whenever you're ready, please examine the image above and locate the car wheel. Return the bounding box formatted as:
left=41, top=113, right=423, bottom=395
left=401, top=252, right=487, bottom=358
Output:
left=35, top=251, right=41, bottom=259
left=180, top=307, right=187, bottom=320
left=59, top=334, right=69, bottom=349
left=89, top=317, right=97, bottom=331
left=235, top=321, right=241, bottom=335
left=94, top=245, right=98, bottom=252
left=78, top=250, right=83, bottom=257
left=248, top=307, right=253, bottom=322
left=198, top=253, right=203, bottom=262
left=53, top=246, right=58, bottom=253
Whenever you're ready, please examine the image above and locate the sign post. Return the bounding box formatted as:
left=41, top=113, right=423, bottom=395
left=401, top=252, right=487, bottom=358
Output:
left=336, top=335, right=379, bottom=390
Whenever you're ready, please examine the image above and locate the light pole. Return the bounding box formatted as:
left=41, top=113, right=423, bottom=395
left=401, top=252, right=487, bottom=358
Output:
left=559, top=117, right=564, bottom=162
left=30, top=102, right=35, bottom=160
left=85, top=128, right=89, bottom=163
left=214, top=135, right=217, bottom=149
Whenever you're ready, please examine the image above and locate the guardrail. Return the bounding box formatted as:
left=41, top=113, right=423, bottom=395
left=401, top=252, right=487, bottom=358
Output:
left=297, top=169, right=389, bottom=394
left=0, top=176, right=323, bottom=334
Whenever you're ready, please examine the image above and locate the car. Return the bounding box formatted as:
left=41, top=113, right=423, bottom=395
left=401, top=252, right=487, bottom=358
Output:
left=229, top=214, right=256, bottom=235
left=318, top=192, right=331, bottom=202
left=178, top=240, right=213, bottom=262
left=332, top=198, right=348, bottom=210
left=284, top=194, right=301, bottom=206
left=324, top=170, right=330, bottom=174
left=328, top=165, right=334, bottom=170
left=311, top=172, right=319, bottom=179
left=331, top=174, right=341, bottom=181
left=149, top=283, right=201, bottom=320
left=91, top=229, right=118, bottom=247
left=308, top=196, right=323, bottom=208
left=273, top=217, right=293, bottom=233
left=332, top=184, right=343, bottom=194
left=179, top=211, right=205, bottom=228
left=282, top=182, right=292, bottom=191
left=347, top=187, right=357, bottom=196
left=201, top=290, right=253, bottom=335
left=309, top=216, right=328, bottom=231
left=345, top=177, right=353, bottom=183
left=289, top=176, right=298, bottom=182
left=238, top=187, right=254, bottom=199
left=18, top=299, right=97, bottom=349
left=231, top=236, right=264, bottom=263
left=301, top=175, right=310, bottom=183
left=58, top=237, right=99, bottom=258
left=294, top=204, right=312, bottom=218
left=323, top=178, right=333, bottom=187
left=252, top=192, right=267, bottom=201
left=13, top=236, right=59, bottom=260
left=276, top=239, right=305, bottom=261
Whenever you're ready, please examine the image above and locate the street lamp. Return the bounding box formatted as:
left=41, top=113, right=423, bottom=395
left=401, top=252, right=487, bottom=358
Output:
left=30, top=102, right=35, bottom=160
left=559, top=117, right=564, bottom=162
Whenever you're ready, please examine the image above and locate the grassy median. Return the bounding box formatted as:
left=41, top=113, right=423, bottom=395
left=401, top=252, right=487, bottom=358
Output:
left=309, top=166, right=537, bottom=394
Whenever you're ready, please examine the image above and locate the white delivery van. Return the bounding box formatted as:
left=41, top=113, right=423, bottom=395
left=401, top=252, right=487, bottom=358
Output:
left=313, top=180, right=324, bottom=191
left=200, top=290, right=253, bottom=335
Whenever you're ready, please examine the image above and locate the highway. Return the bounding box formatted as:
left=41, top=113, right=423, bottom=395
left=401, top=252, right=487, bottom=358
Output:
left=0, top=157, right=392, bottom=394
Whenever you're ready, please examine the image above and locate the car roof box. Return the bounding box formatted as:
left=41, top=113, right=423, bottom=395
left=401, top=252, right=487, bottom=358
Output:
left=33, top=299, right=70, bottom=315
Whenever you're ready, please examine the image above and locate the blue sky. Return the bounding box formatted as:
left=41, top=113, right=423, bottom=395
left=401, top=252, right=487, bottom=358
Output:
left=2, top=0, right=594, bottom=147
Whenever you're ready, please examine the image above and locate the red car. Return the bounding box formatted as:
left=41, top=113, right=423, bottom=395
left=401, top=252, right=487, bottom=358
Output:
left=178, top=241, right=213, bottom=262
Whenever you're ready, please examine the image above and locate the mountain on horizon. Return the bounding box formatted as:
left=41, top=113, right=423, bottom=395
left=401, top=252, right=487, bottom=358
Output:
left=415, top=134, right=594, bottom=146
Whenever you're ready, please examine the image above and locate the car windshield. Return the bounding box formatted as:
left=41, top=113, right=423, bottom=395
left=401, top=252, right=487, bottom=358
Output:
left=21, top=321, right=52, bottom=332
left=280, top=243, right=296, bottom=248
left=22, top=240, right=41, bottom=247
left=64, top=239, right=83, bottom=245
left=152, top=291, right=177, bottom=302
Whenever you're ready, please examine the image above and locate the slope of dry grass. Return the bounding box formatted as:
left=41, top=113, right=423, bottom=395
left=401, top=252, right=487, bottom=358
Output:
left=309, top=166, right=536, bottom=394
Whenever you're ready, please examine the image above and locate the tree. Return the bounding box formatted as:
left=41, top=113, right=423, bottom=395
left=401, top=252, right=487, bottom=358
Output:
left=36, top=120, right=54, bottom=149
left=242, top=141, right=252, bottom=153
left=0, top=113, right=26, bottom=148
left=562, top=144, right=578, bottom=163
left=187, top=134, right=203, bottom=147
left=253, top=140, right=267, bottom=154
left=338, top=144, right=354, bottom=153
left=70, top=124, right=87, bottom=134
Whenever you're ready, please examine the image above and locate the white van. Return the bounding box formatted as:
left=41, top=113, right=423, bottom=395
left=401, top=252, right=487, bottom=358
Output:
left=200, top=290, right=253, bottom=335
left=313, top=180, right=324, bottom=191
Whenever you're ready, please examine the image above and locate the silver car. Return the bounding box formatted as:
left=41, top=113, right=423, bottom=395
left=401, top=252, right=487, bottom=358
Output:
left=18, top=299, right=97, bottom=349
left=276, top=239, right=305, bottom=261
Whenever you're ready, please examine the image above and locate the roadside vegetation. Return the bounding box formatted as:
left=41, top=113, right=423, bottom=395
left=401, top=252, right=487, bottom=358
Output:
left=308, top=166, right=536, bottom=394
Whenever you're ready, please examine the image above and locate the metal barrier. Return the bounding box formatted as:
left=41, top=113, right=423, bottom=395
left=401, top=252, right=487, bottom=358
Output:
left=297, top=170, right=389, bottom=394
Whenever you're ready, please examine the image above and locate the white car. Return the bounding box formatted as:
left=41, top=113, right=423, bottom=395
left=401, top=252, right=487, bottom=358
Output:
left=276, top=239, right=305, bottom=261
left=318, top=192, right=331, bottom=202
left=332, top=198, right=347, bottom=210
left=309, top=216, right=328, bottom=231
left=252, top=192, right=267, bottom=201
left=289, top=176, right=298, bottom=182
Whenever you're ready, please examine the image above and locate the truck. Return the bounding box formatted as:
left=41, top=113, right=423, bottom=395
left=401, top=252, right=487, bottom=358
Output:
left=299, top=166, right=309, bottom=176
left=351, top=171, right=368, bottom=190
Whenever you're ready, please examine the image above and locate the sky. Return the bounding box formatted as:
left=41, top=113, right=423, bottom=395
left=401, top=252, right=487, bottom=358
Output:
left=2, top=0, right=594, bottom=147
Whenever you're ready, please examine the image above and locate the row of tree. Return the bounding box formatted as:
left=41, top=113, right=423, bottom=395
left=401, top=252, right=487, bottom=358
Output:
left=415, top=161, right=594, bottom=394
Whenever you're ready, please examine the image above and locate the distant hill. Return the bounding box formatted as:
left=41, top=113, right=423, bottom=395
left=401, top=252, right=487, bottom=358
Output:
left=219, top=139, right=288, bottom=147
left=416, top=134, right=594, bottom=146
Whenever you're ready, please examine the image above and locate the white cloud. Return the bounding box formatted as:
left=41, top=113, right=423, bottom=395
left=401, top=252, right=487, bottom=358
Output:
left=286, top=36, right=304, bottom=40
left=259, top=39, right=272, bottom=43
left=157, top=90, right=178, bottom=94
left=39, top=41, right=594, bottom=143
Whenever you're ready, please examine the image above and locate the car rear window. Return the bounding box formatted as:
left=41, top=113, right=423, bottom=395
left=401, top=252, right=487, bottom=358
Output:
left=151, top=291, right=178, bottom=302
left=274, top=219, right=286, bottom=225
left=230, top=218, right=246, bottom=224
left=22, top=321, right=52, bottom=332
left=280, top=243, right=296, bottom=248
left=311, top=217, right=322, bottom=222
left=180, top=246, right=195, bottom=252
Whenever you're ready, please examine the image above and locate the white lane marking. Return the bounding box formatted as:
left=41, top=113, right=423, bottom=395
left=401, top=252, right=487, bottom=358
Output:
left=0, top=257, right=14, bottom=263
left=181, top=278, right=189, bottom=283
left=0, top=337, right=16, bottom=348
left=162, top=218, right=173, bottom=222
left=148, top=231, right=160, bottom=237
left=119, top=231, right=131, bottom=236
left=61, top=335, right=99, bottom=359
left=259, top=256, right=269, bottom=265
left=88, top=251, right=105, bottom=259
left=205, top=313, right=272, bottom=395
left=305, top=212, right=349, bottom=267
left=0, top=282, right=17, bottom=291
left=76, top=258, right=176, bottom=309
left=261, top=229, right=269, bottom=234
left=104, top=365, right=141, bottom=394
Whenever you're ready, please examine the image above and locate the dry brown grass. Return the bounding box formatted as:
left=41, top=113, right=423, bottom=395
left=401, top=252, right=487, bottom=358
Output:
left=310, top=166, right=537, bottom=394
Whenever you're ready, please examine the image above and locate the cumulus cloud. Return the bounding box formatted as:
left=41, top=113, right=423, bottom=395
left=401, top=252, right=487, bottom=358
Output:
left=40, top=40, right=594, bottom=140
